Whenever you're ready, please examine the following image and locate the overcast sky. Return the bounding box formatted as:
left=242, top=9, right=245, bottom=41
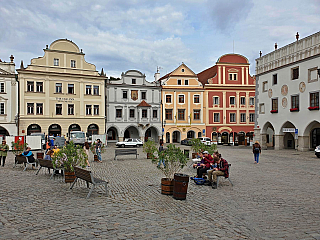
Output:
left=1, top=0, right=320, bottom=81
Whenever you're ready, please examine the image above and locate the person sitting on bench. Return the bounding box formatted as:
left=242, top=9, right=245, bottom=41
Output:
left=22, top=147, right=35, bottom=163
left=207, top=154, right=229, bottom=188
left=196, top=151, right=214, bottom=178
left=44, top=150, right=54, bottom=160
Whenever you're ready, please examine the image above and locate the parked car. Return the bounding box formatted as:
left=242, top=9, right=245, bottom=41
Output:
left=315, top=145, right=320, bottom=158
left=181, top=138, right=193, bottom=146
left=116, top=138, right=143, bottom=148
left=198, top=137, right=214, bottom=146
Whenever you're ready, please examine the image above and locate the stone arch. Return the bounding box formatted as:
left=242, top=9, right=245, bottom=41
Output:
left=123, top=125, right=140, bottom=139
left=144, top=126, right=160, bottom=142
left=0, top=126, right=9, bottom=138
left=261, top=121, right=275, bottom=148
left=27, top=124, right=42, bottom=135
left=280, top=121, right=297, bottom=149
left=303, top=120, right=320, bottom=149
left=107, top=125, right=120, bottom=142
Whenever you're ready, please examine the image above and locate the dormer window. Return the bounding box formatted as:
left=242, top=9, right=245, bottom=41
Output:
left=181, top=69, right=185, bottom=72
left=54, top=58, right=59, bottom=66
left=132, top=79, right=136, bottom=84
left=71, top=60, right=76, bottom=68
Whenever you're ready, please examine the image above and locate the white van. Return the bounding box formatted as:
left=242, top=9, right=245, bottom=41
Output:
left=69, top=131, right=86, bottom=146
left=198, top=137, right=214, bottom=146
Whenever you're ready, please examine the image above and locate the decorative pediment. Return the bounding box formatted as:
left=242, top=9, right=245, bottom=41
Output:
left=0, top=67, right=11, bottom=75
left=227, top=68, right=239, bottom=72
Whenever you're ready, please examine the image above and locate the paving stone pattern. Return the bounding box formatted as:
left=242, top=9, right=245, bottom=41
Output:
left=0, top=144, right=319, bottom=239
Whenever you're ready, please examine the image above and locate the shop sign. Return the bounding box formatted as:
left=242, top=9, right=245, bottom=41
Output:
left=56, top=97, right=74, bottom=102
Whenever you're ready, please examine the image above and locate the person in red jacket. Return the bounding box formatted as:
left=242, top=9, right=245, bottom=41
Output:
left=196, top=151, right=214, bottom=178
left=207, top=154, right=229, bottom=188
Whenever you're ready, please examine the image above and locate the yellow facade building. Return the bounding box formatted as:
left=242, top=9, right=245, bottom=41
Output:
left=159, top=63, right=205, bottom=143
left=17, top=39, right=106, bottom=138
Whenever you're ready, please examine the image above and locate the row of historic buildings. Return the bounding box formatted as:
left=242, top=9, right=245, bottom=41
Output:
left=0, top=38, right=255, bottom=145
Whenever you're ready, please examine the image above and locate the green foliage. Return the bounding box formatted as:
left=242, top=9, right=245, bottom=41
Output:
left=11, top=140, right=28, bottom=155
left=144, top=140, right=188, bottom=180
left=190, top=138, right=217, bottom=155
left=52, top=141, right=88, bottom=172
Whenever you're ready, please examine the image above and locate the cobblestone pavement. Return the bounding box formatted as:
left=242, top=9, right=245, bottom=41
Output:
left=0, top=144, right=320, bottom=240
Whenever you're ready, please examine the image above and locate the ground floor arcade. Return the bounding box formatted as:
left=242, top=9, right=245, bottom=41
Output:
left=0, top=123, right=17, bottom=139
left=163, top=125, right=205, bottom=143
left=254, top=120, right=320, bottom=151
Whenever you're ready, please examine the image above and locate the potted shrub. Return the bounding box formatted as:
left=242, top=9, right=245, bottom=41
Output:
left=143, top=140, right=188, bottom=195
left=190, top=138, right=203, bottom=159
left=11, top=140, right=28, bottom=155
left=52, top=141, right=88, bottom=183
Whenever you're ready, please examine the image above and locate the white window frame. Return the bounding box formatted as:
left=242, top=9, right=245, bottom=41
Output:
left=262, top=81, right=268, bottom=92
left=249, top=113, right=255, bottom=122
left=56, top=83, right=62, bottom=93
left=177, top=79, right=182, bottom=85
left=86, top=105, right=92, bottom=115
left=86, top=85, right=92, bottom=95
left=165, top=94, right=172, bottom=103
left=0, top=82, right=5, bottom=93
left=0, top=102, right=5, bottom=115
left=240, top=113, right=246, bottom=123
left=36, top=82, right=43, bottom=93
left=308, top=67, right=318, bottom=83
left=230, top=113, right=236, bottom=122
left=27, top=103, right=34, bottom=114
left=240, top=97, right=246, bottom=105
left=213, top=96, right=219, bottom=105
left=259, top=103, right=265, bottom=114
left=94, top=105, right=99, bottom=115
left=68, top=104, right=74, bottom=115
left=214, top=113, right=220, bottom=122
left=184, top=79, right=189, bottom=85
left=194, top=94, right=200, bottom=104
left=249, top=97, right=255, bottom=106
left=230, top=96, right=235, bottom=105
left=36, top=103, right=43, bottom=115
left=93, top=85, right=99, bottom=95
left=178, top=94, right=185, bottom=104
left=54, top=58, right=59, bottom=66
left=71, top=60, right=76, bottom=68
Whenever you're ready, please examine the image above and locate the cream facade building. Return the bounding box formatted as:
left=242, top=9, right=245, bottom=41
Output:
left=0, top=56, right=18, bottom=137
left=17, top=39, right=106, bottom=138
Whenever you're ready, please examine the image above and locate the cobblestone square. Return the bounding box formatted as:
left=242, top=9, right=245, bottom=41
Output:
left=0, top=144, right=319, bottom=239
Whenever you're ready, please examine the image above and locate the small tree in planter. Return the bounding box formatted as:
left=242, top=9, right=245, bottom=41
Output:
left=52, top=141, right=88, bottom=183
left=190, top=138, right=217, bottom=157
left=143, top=140, right=188, bottom=195
left=11, top=140, right=28, bottom=155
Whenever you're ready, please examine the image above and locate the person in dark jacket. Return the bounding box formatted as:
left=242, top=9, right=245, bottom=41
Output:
left=252, top=141, right=261, bottom=164
left=207, top=154, right=229, bottom=188
left=196, top=151, right=214, bottom=178
left=22, top=147, right=36, bottom=163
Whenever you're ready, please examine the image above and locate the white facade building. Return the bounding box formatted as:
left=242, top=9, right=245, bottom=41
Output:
left=106, top=70, right=162, bottom=142
left=0, top=56, right=18, bottom=137
left=255, top=31, right=320, bottom=151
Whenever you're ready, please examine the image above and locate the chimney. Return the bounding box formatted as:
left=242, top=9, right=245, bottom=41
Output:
left=10, top=55, right=14, bottom=63
left=296, top=32, right=299, bottom=41
left=20, top=60, right=24, bottom=69
left=275, top=43, right=277, bottom=50
left=259, top=51, right=262, bottom=57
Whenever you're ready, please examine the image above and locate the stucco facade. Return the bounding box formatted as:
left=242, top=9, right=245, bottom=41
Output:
left=159, top=63, right=205, bottom=143
left=0, top=56, right=18, bottom=137
left=17, top=39, right=106, bottom=139
left=198, top=54, right=255, bottom=145
left=106, top=70, right=161, bottom=142
left=255, top=31, right=320, bottom=151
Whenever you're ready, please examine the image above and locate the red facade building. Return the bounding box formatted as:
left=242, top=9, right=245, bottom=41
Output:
left=198, top=54, right=255, bottom=145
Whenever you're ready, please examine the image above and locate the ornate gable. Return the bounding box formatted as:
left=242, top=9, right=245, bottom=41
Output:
left=0, top=67, right=11, bottom=75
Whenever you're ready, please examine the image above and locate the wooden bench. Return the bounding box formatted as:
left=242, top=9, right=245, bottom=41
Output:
left=114, top=149, right=139, bottom=160
left=36, top=159, right=63, bottom=179
left=70, top=167, right=108, bottom=199
left=215, top=164, right=233, bottom=189
left=14, top=155, right=37, bottom=171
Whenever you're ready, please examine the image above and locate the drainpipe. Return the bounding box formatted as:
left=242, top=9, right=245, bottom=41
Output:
left=15, top=74, right=19, bottom=136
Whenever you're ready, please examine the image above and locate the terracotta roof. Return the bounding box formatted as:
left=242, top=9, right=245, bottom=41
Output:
left=137, top=100, right=151, bottom=107
left=158, top=71, right=172, bottom=81
left=197, top=65, right=217, bottom=85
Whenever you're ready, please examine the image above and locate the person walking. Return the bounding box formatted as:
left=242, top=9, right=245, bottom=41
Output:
left=96, top=139, right=102, bottom=163
left=0, top=140, right=9, bottom=167
left=83, top=142, right=91, bottom=167
left=253, top=141, right=261, bottom=164
left=158, top=140, right=165, bottom=168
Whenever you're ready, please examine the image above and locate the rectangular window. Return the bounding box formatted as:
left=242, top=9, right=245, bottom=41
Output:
left=213, top=97, right=219, bottom=105
left=94, top=105, right=99, bottom=115
left=166, top=95, right=172, bottom=103
left=262, top=81, right=268, bottom=92
left=273, top=74, right=277, bottom=85
left=36, top=103, right=43, bottom=115
left=0, top=83, right=5, bottom=93
left=240, top=97, right=246, bottom=105
left=177, top=79, right=181, bottom=85
left=68, top=84, right=74, bottom=94
left=229, top=73, right=237, bottom=80
left=68, top=104, right=74, bottom=115
left=116, top=109, right=122, bottom=118
left=310, top=92, right=319, bottom=107
left=249, top=113, right=255, bottom=122
left=194, top=110, right=200, bottom=120
left=259, top=103, right=265, bottom=114
left=129, top=109, right=135, bottom=118
left=86, top=85, right=92, bottom=95
left=214, top=113, right=220, bottom=122
left=86, top=105, right=92, bottom=115
left=0, top=103, right=4, bottom=115
left=56, top=83, right=62, bottom=93
left=165, top=109, right=173, bottom=120
left=132, top=79, right=136, bottom=84
left=178, top=109, right=185, bottom=120
left=27, top=81, right=34, bottom=92
left=194, top=95, right=200, bottom=103
left=291, top=95, right=299, bottom=109
left=178, top=95, right=184, bottom=103
left=249, top=97, right=255, bottom=106
left=93, top=86, right=99, bottom=95
left=230, top=113, right=236, bottom=122
left=153, top=109, right=157, bottom=118
left=272, top=98, right=278, bottom=111
left=185, top=79, right=189, bottom=85
left=142, top=109, right=147, bottom=118
left=56, top=104, right=62, bottom=115
left=71, top=60, right=76, bottom=68
left=141, top=92, right=146, bottom=100
left=308, top=67, right=318, bottom=82
left=123, top=91, right=127, bottom=99
left=292, top=67, right=299, bottom=80
left=54, top=58, right=59, bottom=66
left=36, top=82, right=43, bottom=92
left=27, top=103, right=34, bottom=114
left=230, top=96, right=235, bottom=105
left=240, top=113, right=246, bottom=122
